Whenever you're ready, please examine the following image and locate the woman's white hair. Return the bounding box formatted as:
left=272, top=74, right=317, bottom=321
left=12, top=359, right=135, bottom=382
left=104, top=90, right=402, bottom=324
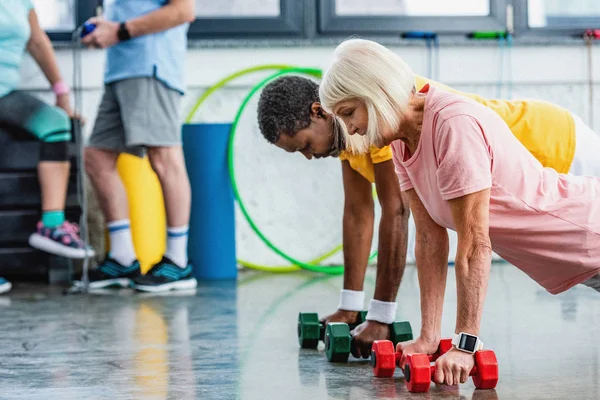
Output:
left=319, top=39, right=416, bottom=154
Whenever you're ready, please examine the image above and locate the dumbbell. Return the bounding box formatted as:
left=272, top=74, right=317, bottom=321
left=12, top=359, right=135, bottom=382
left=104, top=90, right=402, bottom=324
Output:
left=324, top=320, right=413, bottom=363
left=297, top=311, right=367, bottom=349
left=80, top=22, right=96, bottom=38
left=370, top=338, right=499, bottom=393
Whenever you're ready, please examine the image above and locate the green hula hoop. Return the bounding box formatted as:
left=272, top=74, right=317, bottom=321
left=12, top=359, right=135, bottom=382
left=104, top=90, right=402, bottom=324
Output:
left=185, top=64, right=349, bottom=272
left=229, top=67, right=378, bottom=274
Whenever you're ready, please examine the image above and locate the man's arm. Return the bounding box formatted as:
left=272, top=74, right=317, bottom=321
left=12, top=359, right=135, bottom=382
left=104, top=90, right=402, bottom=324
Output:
left=372, top=159, right=409, bottom=303
left=82, top=0, right=195, bottom=48
left=341, top=160, right=375, bottom=294
left=447, top=189, right=492, bottom=336
left=124, top=0, right=195, bottom=37
left=404, top=189, right=449, bottom=345
left=320, top=161, right=373, bottom=326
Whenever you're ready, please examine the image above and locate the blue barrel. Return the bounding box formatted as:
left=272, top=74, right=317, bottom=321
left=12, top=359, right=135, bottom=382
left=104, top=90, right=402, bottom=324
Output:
left=182, top=123, right=237, bottom=280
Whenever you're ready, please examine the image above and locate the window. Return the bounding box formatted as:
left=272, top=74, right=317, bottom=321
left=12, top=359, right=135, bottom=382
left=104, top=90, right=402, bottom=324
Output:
left=319, top=0, right=507, bottom=35
left=189, top=0, right=303, bottom=38
left=197, top=0, right=281, bottom=17
left=526, top=0, right=600, bottom=30
left=334, top=0, right=490, bottom=17
left=32, top=0, right=76, bottom=31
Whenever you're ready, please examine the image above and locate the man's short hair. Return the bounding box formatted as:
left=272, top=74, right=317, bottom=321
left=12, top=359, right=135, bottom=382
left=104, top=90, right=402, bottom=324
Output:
left=257, top=76, right=320, bottom=143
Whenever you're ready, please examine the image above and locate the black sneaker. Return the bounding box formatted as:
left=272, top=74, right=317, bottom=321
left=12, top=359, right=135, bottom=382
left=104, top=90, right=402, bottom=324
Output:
left=131, top=256, right=197, bottom=293
left=75, top=256, right=141, bottom=289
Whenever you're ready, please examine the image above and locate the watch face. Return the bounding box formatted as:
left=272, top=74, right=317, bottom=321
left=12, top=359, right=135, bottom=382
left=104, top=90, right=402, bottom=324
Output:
left=458, top=334, right=478, bottom=352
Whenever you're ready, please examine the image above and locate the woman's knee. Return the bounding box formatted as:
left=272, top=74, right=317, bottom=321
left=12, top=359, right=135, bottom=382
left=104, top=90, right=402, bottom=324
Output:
left=28, top=105, right=72, bottom=143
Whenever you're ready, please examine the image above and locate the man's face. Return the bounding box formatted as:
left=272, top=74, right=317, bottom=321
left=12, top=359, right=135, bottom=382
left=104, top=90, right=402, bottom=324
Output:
left=274, top=103, right=339, bottom=160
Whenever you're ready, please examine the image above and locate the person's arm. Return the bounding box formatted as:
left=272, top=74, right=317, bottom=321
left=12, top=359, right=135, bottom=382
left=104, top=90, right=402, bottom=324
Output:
left=341, top=160, right=374, bottom=294
left=122, top=0, right=195, bottom=37
left=26, top=9, right=73, bottom=116
left=431, top=189, right=492, bottom=386
left=404, top=189, right=449, bottom=345
left=447, top=189, right=492, bottom=337
left=82, top=0, right=195, bottom=48
left=371, top=159, right=409, bottom=303
left=320, top=160, right=373, bottom=325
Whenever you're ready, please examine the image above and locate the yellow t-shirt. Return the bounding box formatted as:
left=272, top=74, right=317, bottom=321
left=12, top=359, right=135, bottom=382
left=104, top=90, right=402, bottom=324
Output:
left=339, top=76, right=576, bottom=183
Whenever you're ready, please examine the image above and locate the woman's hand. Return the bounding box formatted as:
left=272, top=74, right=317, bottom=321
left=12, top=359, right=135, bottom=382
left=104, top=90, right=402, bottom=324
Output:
left=56, top=94, right=84, bottom=124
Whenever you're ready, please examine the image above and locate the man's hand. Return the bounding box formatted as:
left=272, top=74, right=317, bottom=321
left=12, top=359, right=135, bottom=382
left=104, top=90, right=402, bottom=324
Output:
left=433, top=348, right=475, bottom=386
left=320, top=309, right=360, bottom=326
left=350, top=320, right=390, bottom=359
left=396, top=336, right=440, bottom=368
left=81, top=17, right=120, bottom=49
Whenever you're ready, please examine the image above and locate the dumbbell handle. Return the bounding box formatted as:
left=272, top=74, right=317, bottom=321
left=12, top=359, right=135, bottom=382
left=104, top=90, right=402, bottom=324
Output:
left=394, top=338, right=453, bottom=366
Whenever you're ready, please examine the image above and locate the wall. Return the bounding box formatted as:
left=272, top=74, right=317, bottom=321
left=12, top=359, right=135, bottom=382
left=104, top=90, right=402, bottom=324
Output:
left=17, top=43, right=600, bottom=266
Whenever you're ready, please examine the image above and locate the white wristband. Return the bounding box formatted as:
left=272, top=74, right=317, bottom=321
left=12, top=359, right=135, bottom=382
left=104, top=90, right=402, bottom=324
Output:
left=338, top=289, right=365, bottom=311
left=366, top=299, right=398, bottom=324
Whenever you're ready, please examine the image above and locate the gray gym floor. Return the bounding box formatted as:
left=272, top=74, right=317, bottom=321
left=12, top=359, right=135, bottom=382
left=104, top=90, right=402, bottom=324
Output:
left=0, top=262, right=598, bottom=400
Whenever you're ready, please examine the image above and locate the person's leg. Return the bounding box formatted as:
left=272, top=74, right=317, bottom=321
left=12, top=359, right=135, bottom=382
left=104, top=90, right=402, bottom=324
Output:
left=147, top=145, right=191, bottom=267
left=79, top=84, right=142, bottom=289
left=0, top=91, right=91, bottom=258
left=568, top=114, right=600, bottom=177
left=111, top=77, right=195, bottom=292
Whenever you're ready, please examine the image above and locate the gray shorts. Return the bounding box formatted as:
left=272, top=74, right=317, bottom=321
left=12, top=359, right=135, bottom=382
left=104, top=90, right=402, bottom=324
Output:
left=582, top=274, right=600, bottom=292
left=88, top=77, right=182, bottom=157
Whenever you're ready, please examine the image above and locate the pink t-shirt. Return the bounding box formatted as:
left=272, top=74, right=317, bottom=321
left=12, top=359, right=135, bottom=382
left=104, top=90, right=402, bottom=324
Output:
left=391, top=84, right=600, bottom=294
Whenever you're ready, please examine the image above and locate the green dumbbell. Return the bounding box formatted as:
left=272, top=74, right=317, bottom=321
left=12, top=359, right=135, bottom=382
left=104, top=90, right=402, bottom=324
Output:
left=389, top=320, right=413, bottom=345
left=297, top=311, right=368, bottom=349
left=324, top=319, right=414, bottom=362
left=325, top=322, right=352, bottom=362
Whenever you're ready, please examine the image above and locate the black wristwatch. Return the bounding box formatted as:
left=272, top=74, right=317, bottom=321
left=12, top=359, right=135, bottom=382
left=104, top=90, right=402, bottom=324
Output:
left=117, top=22, right=131, bottom=41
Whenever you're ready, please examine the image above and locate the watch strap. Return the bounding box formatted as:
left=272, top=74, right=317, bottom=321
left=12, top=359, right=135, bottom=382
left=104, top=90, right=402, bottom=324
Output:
left=118, top=22, right=131, bottom=41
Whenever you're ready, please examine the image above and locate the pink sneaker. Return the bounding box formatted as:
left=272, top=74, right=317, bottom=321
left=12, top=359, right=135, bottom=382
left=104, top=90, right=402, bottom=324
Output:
left=28, top=221, right=95, bottom=259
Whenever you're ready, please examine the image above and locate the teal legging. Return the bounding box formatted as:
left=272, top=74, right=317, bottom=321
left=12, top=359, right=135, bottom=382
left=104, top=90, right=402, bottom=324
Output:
left=0, top=90, right=71, bottom=143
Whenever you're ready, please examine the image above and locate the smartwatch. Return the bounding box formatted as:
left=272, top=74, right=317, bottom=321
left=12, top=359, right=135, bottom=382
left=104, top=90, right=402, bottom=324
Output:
left=117, top=22, right=131, bottom=41
left=452, top=332, right=483, bottom=354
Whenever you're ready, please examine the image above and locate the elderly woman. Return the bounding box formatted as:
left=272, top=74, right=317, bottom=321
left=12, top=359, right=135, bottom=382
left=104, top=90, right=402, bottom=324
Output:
left=319, top=39, right=600, bottom=386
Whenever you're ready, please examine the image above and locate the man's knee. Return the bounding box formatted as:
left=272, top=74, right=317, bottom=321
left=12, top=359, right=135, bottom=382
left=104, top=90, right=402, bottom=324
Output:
left=147, top=146, right=185, bottom=178
left=84, top=147, right=118, bottom=178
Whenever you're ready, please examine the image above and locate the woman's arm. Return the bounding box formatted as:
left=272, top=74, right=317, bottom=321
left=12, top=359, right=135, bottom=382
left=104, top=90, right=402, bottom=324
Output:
left=447, top=189, right=492, bottom=336
left=405, top=189, right=449, bottom=344
left=26, top=9, right=72, bottom=116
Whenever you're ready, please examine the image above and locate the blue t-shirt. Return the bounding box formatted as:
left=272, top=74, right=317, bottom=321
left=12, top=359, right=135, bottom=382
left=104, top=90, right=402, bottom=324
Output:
left=0, top=0, right=34, bottom=98
left=103, top=0, right=189, bottom=94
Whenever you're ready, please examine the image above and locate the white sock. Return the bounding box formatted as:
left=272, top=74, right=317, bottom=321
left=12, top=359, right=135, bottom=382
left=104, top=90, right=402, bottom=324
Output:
left=165, top=225, right=189, bottom=268
left=107, top=219, right=136, bottom=266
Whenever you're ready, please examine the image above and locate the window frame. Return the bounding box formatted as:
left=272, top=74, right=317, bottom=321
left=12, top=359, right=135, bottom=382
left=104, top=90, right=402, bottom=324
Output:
left=45, top=0, right=99, bottom=42
left=187, top=0, right=304, bottom=39
left=513, top=0, right=600, bottom=37
left=317, top=0, right=508, bottom=36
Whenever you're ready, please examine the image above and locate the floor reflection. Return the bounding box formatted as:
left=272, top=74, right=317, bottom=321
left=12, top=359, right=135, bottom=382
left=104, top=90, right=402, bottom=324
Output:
left=0, top=264, right=598, bottom=399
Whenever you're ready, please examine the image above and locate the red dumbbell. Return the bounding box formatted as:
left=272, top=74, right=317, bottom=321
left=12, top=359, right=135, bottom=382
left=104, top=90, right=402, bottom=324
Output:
left=371, top=338, right=498, bottom=393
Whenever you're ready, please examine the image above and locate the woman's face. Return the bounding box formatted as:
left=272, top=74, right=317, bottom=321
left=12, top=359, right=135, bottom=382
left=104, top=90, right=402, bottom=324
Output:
left=333, top=99, right=394, bottom=148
